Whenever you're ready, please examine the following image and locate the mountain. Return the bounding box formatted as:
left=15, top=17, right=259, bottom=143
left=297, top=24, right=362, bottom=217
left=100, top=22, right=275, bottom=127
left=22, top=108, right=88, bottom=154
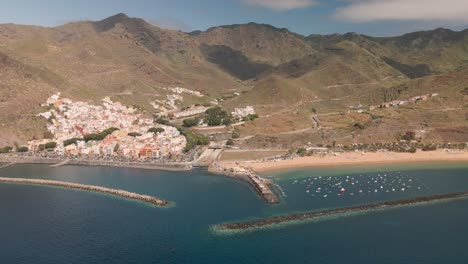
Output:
left=193, top=23, right=316, bottom=65
left=0, top=14, right=467, bottom=145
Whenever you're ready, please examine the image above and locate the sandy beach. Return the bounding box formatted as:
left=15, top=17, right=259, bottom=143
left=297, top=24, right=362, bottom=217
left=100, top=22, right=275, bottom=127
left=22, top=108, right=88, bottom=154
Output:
left=219, top=150, right=468, bottom=173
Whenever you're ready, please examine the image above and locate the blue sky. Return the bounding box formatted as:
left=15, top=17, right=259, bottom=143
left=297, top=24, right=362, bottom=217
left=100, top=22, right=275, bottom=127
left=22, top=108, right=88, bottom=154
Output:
left=1, top=0, right=467, bottom=36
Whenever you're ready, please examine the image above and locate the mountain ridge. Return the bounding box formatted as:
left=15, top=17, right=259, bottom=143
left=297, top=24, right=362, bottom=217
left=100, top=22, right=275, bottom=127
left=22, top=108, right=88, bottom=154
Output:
left=0, top=13, right=467, bottom=146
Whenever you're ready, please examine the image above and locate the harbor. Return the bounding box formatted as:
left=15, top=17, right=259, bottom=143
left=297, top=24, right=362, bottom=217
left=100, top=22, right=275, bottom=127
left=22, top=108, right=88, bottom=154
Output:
left=0, top=177, right=170, bottom=207
left=208, top=163, right=280, bottom=204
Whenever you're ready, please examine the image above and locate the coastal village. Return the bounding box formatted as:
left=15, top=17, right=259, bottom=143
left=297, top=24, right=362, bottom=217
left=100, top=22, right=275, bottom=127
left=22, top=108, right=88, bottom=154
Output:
left=28, top=93, right=187, bottom=160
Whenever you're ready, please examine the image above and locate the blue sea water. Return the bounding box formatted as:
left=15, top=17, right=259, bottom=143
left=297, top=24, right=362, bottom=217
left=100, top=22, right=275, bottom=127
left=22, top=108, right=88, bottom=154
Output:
left=0, top=162, right=468, bottom=264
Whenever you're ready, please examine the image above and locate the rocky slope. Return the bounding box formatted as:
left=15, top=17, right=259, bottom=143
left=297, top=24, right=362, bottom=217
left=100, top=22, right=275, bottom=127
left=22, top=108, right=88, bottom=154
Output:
left=0, top=14, right=467, bottom=145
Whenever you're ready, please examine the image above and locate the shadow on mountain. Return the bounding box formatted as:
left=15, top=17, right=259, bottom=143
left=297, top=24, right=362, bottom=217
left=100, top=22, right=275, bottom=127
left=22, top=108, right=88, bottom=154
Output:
left=200, top=44, right=272, bottom=80
left=382, top=57, right=432, bottom=79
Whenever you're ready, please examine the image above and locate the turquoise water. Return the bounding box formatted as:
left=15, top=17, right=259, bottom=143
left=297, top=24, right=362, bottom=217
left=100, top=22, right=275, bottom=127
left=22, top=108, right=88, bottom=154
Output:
left=0, top=162, right=468, bottom=263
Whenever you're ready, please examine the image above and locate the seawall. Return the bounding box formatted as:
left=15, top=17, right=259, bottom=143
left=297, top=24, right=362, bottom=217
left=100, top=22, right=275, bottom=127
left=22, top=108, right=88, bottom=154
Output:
left=208, top=163, right=280, bottom=204
left=215, top=191, right=468, bottom=232
left=0, top=155, right=192, bottom=171
left=0, top=177, right=170, bottom=206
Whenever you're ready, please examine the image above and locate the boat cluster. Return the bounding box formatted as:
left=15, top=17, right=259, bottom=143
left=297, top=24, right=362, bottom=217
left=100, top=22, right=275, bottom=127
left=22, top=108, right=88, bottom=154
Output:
left=290, top=171, right=424, bottom=198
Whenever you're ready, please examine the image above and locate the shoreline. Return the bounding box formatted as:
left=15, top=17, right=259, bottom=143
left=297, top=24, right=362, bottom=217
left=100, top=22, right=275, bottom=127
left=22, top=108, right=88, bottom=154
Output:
left=0, top=177, right=170, bottom=207
left=219, top=150, right=468, bottom=173
left=0, top=155, right=192, bottom=172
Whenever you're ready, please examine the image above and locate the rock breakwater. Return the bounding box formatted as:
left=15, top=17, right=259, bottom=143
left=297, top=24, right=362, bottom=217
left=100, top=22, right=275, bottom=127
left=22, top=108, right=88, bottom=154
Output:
left=215, top=192, right=468, bottom=232
left=0, top=177, right=169, bottom=207
left=209, top=163, right=280, bottom=204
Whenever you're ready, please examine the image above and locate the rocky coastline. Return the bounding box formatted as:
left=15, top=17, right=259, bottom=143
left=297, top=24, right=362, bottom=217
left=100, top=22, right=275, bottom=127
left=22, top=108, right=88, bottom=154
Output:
left=215, top=192, right=468, bottom=232
left=0, top=177, right=169, bottom=206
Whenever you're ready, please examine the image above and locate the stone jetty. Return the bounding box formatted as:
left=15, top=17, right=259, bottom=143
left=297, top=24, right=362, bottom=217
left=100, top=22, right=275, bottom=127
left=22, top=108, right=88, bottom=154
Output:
left=209, top=163, right=279, bottom=204
left=0, top=177, right=169, bottom=206
left=215, top=191, right=468, bottom=231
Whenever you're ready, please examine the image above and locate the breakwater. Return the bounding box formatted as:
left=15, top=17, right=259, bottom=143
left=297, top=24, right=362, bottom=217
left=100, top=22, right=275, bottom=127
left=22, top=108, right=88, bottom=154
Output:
left=0, top=177, right=169, bottom=206
left=209, top=163, right=279, bottom=204
left=215, top=191, right=468, bottom=232
left=0, top=156, right=192, bottom=171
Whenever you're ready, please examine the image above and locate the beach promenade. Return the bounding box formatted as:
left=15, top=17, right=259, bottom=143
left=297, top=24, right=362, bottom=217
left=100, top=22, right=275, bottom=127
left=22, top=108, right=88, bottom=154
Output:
left=0, top=155, right=192, bottom=171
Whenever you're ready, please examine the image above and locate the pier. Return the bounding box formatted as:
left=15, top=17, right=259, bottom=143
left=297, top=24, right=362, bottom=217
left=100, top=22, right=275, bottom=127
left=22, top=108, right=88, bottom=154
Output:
left=208, top=163, right=280, bottom=204
left=215, top=191, right=468, bottom=232
left=0, top=177, right=170, bottom=207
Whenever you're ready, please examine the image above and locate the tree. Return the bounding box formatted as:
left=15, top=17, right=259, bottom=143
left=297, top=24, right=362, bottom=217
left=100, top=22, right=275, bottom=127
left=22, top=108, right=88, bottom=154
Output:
left=0, top=146, right=13, bottom=153
left=297, top=147, right=307, bottom=156
left=84, top=127, right=119, bottom=142
left=148, top=127, right=165, bottom=134
left=205, top=107, right=232, bottom=126
left=64, top=138, right=82, bottom=147
left=114, top=144, right=120, bottom=153
left=176, top=126, right=209, bottom=152
left=232, top=129, right=240, bottom=139
left=17, top=146, right=29, bottom=153
left=45, top=142, right=57, bottom=149
left=155, top=118, right=171, bottom=126
left=183, top=117, right=200, bottom=127
left=226, top=139, right=234, bottom=146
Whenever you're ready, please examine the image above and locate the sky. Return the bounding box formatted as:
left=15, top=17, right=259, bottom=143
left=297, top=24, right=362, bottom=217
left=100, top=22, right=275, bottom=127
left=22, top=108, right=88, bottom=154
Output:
left=0, top=0, right=468, bottom=37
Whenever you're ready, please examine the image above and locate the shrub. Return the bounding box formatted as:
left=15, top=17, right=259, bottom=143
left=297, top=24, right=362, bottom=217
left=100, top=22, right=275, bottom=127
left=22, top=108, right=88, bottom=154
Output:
left=84, top=127, right=119, bottom=142
left=354, top=123, right=366, bottom=130
left=248, top=114, right=259, bottom=121
left=226, top=139, right=234, bottom=146
left=183, top=117, right=200, bottom=127
left=16, top=146, right=29, bottom=152
left=232, top=129, right=240, bottom=139
left=128, top=132, right=142, bottom=137
left=0, top=146, right=13, bottom=153
left=148, top=127, right=165, bottom=134
left=64, top=138, right=82, bottom=147
left=155, top=118, right=171, bottom=126
left=422, top=144, right=437, bottom=151
left=297, top=147, right=307, bottom=156
left=402, top=131, right=416, bottom=141
left=45, top=142, right=57, bottom=149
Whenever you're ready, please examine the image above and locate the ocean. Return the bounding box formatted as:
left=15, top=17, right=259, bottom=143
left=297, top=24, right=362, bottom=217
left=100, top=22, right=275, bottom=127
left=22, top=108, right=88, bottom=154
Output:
left=0, top=162, right=467, bottom=264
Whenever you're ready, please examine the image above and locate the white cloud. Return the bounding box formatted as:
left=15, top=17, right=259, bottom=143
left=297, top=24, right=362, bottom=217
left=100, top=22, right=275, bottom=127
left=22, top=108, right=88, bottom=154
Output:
left=334, top=0, right=468, bottom=23
left=241, top=0, right=318, bottom=11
